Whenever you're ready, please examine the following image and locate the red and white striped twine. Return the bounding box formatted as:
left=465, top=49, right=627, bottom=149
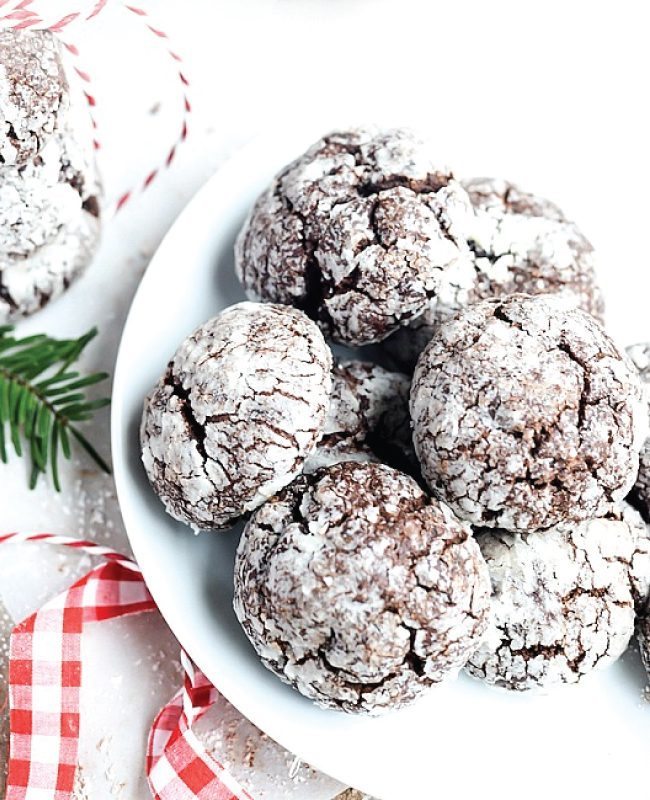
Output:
left=0, top=0, right=191, bottom=214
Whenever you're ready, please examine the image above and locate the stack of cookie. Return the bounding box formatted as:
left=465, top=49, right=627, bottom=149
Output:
left=141, top=128, right=650, bottom=712
left=0, top=30, right=101, bottom=322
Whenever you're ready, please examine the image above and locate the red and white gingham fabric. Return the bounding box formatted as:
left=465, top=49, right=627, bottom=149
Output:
left=148, top=651, right=253, bottom=800
left=0, top=532, right=253, bottom=800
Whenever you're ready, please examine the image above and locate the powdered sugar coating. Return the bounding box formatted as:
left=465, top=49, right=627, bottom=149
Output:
left=384, top=177, right=604, bottom=371
left=233, top=461, right=491, bottom=714
left=466, top=506, right=649, bottom=691
left=0, top=128, right=98, bottom=256
left=305, top=360, right=415, bottom=474
left=141, top=302, right=333, bottom=531
left=410, top=294, right=647, bottom=532
left=626, top=343, right=650, bottom=522
left=462, top=178, right=603, bottom=317
left=0, top=34, right=101, bottom=322
left=0, top=31, right=67, bottom=166
left=0, top=208, right=99, bottom=322
left=235, top=128, right=477, bottom=346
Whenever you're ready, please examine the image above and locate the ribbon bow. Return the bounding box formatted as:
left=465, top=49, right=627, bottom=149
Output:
left=0, top=532, right=253, bottom=800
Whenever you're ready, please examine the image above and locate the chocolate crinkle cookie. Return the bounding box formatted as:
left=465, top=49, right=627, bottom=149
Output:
left=235, top=127, right=477, bottom=346
left=466, top=505, right=650, bottom=691
left=384, top=177, right=604, bottom=372
left=141, top=302, right=332, bottom=531
left=233, top=461, right=491, bottom=714
left=410, top=294, right=647, bottom=533
left=626, top=343, right=650, bottom=522
left=0, top=30, right=67, bottom=165
left=305, top=359, right=416, bottom=475
left=0, top=31, right=101, bottom=322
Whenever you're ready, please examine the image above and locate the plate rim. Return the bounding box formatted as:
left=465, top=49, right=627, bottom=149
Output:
left=110, top=130, right=650, bottom=800
left=110, top=130, right=380, bottom=793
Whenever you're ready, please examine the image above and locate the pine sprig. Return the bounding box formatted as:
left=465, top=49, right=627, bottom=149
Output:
left=0, top=326, right=111, bottom=491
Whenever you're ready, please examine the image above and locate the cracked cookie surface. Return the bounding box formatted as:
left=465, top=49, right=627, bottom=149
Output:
left=466, top=506, right=649, bottom=691
left=384, top=177, right=604, bottom=371
left=235, top=127, right=476, bottom=346
left=0, top=34, right=101, bottom=322
left=141, top=302, right=332, bottom=531
left=233, top=461, right=490, bottom=714
left=305, top=359, right=416, bottom=475
left=0, top=31, right=67, bottom=166
left=410, top=294, right=647, bottom=532
left=626, top=343, right=650, bottom=522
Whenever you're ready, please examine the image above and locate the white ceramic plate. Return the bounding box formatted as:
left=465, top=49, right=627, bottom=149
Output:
left=112, top=130, right=650, bottom=800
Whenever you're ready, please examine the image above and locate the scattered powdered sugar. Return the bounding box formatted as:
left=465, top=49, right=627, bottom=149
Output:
left=411, top=294, right=647, bottom=532
left=466, top=504, right=650, bottom=691
left=235, top=127, right=477, bottom=346
left=194, top=694, right=345, bottom=800
left=234, top=461, right=490, bottom=714
left=141, top=302, right=333, bottom=531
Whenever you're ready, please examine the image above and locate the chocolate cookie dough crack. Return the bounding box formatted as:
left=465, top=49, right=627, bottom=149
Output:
left=283, top=620, right=430, bottom=704
left=412, top=295, right=644, bottom=531
left=141, top=302, right=332, bottom=530
left=557, top=338, right=634, bottom=494
left=64, top=165, right=100, bottom=218
left=163, top=371, right=211, bottom=464
left=0, top=277, right=18, bottom=313
left=494, top=635, right=590, bottom=677
left=385, top=176, right=604, bottom=371
left=236, top=128, right=472, bottom=344
left=234, top=462, right=490, bottom=712
left=287, top=195, right=332, bottom=330
left=467, top=511, right=646, bottom=690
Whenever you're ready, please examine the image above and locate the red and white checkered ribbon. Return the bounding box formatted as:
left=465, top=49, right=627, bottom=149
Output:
left=0, top=1, right=191, bottom=213
left=0, top=532, right=253, bottom=800
left=148, top=650, right=253, bottom=800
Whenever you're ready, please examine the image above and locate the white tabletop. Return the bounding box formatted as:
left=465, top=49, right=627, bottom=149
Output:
left=1, top=1, right=649, bottom=798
